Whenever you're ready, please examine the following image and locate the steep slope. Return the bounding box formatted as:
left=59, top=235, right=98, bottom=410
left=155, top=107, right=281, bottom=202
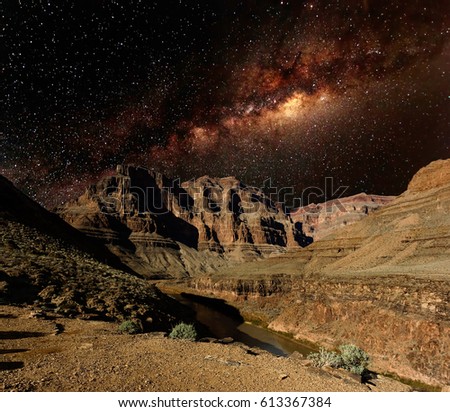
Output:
left=0, top=175, right=136, bottom=274
left=59, top=165, right=306, bottom=278
left=303, top=160, right=450, bottom=277
left=0, top=175, right=188, bottom=329
left=189, top=159, right=450, bottom=385
left=211, top=159, right=450, bottom=278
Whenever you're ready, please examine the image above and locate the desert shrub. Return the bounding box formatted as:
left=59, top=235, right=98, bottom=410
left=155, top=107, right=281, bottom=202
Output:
left=169, top=322, right=197, bottom=341
left=338, top=344, right=370, bottom=375
left=118, top=319, right=143, bottom=335
left=307, top=344, right=369, bottom=375
left=307, top=347, right=342, bottom=368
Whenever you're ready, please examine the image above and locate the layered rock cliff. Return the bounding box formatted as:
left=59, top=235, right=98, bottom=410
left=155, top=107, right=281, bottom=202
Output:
left=59, top=165, right=305, bottom=278
left=290, top=193, right=395, bottom=240
left=189, top=159, right=450, bottom=386
left=180, top=175, right=306, bottom=251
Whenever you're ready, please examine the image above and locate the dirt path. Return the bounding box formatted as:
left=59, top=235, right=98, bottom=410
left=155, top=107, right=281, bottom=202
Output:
left=0, top=305, right=409, bottom=392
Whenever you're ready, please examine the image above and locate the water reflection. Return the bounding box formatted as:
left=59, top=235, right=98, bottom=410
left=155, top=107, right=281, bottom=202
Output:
left=171, top=293, right=314, bottom=357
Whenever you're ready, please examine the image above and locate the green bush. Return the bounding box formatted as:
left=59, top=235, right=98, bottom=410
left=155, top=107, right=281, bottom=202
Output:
left=169, top=322, right=197, bottom=341
left=307, top=344, right=369, bottom=375
left=338, top=344, right=370, bottom=375
left=118, top=319, right=143, bottom=335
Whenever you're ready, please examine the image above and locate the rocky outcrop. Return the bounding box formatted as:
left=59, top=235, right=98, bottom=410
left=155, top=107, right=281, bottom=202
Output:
left=290, top=193, right=394, bottom=240
left=59, top=165, right=306, bottom=278
left=188, top=159, right=450, bottom=386
left=0, top=175, right=135, bottom=274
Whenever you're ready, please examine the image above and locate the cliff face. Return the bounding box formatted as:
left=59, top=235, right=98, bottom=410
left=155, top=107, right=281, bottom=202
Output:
left=216, top=159, right=450, bottom=279
left=180, top=175, right=306, bottom=251
left=58, top=166, right=199, bottom=278
left=189, top=159, right=450, bottom=386
left=290, top=193, right=395, bottom=240
left=59, top=165, right=305, bottom=278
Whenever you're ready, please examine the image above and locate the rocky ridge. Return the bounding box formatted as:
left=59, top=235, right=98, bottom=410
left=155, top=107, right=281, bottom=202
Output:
left=59, top=165, right=307, bottom=278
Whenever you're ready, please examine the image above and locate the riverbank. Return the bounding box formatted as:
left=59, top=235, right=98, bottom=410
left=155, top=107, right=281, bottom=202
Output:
left=167, top=291, right=317, bottom=357
left=158, top=281, right=446, bottom=392
left=0, top=305, right=410, bottom=392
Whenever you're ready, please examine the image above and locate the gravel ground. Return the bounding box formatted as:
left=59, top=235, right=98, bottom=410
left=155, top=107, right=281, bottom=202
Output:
left=0, top=305, right=410, bottom=392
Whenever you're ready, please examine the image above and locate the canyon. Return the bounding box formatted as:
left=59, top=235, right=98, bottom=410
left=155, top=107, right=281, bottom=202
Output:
left=58, top=165, right=393, bottom=279
left=1, top=159, right=449, bottom=390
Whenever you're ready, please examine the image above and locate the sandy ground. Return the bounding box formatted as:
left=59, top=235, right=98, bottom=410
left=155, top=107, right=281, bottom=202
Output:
left=0, top=305, right=410, bottom=392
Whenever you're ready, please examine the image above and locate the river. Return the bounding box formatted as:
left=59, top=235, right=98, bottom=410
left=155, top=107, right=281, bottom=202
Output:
left=170, top=292, right=315, bottom=357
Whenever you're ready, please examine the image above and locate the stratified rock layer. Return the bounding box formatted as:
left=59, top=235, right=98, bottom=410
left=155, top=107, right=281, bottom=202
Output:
left=59, top=165, right=305, bottom=278
left=180, top=175, right=307, bottom=250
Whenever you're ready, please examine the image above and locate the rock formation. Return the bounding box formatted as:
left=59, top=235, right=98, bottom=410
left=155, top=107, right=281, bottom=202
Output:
left=180, top=175, right=307, bottom=250
left=0, top=175, right=136, bottom=274
left=59, top=165, right=306, bottom=278
left=189, top=159, right=450, bottom=386
left=290, top=193, right=395, bottom=240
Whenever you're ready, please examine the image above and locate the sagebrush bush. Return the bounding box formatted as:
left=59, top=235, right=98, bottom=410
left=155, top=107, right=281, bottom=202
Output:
left=169, top=323, right=197, bottom=341
left=118, top=319, right=143, bottom=335
left=338, top=344, right=369, bottom=375
left=307, top=344, right=369, bottom=375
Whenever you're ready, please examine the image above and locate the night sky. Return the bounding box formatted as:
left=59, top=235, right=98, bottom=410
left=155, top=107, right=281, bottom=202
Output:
left=2, top=0, right=449, bottom=207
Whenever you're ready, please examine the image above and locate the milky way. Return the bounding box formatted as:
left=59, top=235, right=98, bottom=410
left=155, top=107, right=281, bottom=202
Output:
left=2, top=0, right=449, bottom=207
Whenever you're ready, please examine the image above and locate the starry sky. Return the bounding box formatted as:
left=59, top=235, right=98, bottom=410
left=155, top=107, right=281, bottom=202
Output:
left=2, top=0, right=450, bottom=207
